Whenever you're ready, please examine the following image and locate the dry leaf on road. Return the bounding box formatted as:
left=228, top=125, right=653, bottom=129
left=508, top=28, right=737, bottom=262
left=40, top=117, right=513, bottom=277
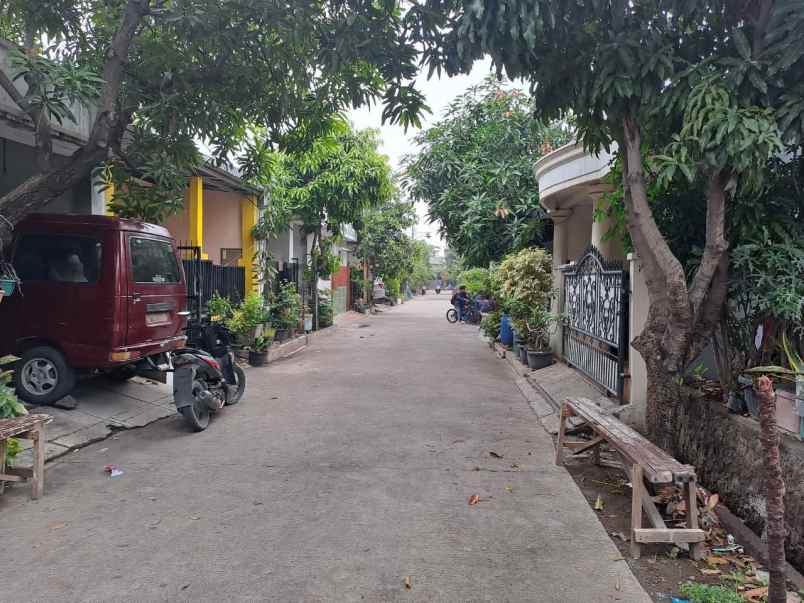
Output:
left=489, top=451, right=503, bottom=458
left=468, top=495, right=480, bottom=506
left=404, top=576, right=412, bottom=590
left=594, top=495, right=605, bottom=511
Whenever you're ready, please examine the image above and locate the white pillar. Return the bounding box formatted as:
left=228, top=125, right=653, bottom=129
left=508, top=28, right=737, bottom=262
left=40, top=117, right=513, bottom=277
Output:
left=549, top=209, right=572, bottom=354
left=590, top=194, right=624, bottom=260
left=90, top=172, right=107, bottom=216
left=626, top=253, right=649, bottom=431
left=288, top=224, right=294, bottom=261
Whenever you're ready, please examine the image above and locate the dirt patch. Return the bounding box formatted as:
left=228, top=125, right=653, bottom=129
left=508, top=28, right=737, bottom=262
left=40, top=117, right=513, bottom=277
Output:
left=565, top=458, right=715, bottom=601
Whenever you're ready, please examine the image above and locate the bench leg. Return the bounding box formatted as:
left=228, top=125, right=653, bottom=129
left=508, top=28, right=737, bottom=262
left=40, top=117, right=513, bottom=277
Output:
left=687, top=479, right=706, bottom=560
left=30, top=426, right=45, bottom=500
left=555, top=404, right=570, bottom=466
left=630, top=465, right=644, bottom=559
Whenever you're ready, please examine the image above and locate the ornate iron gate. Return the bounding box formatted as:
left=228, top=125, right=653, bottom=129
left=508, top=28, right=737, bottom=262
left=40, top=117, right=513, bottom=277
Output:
left=561, top=246, right=629, bottom=400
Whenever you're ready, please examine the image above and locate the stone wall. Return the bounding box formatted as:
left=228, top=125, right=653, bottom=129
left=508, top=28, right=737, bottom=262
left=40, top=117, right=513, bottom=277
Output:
left=672, top=394, right=804, bottom=572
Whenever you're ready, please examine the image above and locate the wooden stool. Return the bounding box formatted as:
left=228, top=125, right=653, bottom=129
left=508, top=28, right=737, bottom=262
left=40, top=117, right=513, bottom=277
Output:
left=0, top=414, right=52, bottom=499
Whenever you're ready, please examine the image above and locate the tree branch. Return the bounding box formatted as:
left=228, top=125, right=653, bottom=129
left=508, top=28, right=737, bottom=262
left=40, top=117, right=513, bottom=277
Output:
left=687, top=252, right=729, bottom=365
left=0, top=65, right=31, bottom=114
left=689, top=169, right=729, bottom=321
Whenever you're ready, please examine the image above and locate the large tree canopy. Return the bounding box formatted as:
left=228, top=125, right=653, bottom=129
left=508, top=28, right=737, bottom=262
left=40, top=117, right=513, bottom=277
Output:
left=405, top=0, right=804, bottom=447
left=0, top=0, right=428, bottom=230
left=403, top=78, right=571, bottom=267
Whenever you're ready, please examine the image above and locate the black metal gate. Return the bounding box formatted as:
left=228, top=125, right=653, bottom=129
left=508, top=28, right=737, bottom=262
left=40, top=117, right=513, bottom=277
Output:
left=178, top=245, right=245, bottom=319
left=561, top=246, right=629, bottom=400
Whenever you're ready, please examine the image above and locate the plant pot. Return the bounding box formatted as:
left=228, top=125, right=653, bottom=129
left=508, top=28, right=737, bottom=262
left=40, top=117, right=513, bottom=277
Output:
left=527, top=349, right=553, bottom=371
left=248, top=350, right=269, bottom=367
left=304, top=315, right=313, bottom=332
left=519, top=346, right=528, bottom=364
left=275, top=328, right=289, bottom=343
left=262, top=326, right=276, bottom=339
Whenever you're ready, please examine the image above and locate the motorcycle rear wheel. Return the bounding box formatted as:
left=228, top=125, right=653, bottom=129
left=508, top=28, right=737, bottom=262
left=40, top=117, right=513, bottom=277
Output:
left=225, top=365, right=246, bottom=405
left=179, top=379, right=211, bottom=431
left=446, top=308, right=458, bottom=323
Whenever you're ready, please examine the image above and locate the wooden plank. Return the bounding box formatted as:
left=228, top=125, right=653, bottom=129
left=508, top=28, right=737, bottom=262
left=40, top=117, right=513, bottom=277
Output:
left=555, top=403, right=570, bottom=466
left=630, top=464, right=643, bottom=559
left=0, top=473, right=24, bottom=482
left=633, top=528, right=706, bottom=544
left=687, top=479, right=706, bottom=560
left=571, top=436, right=605, bottom=456
left=0, top=414, right=52, bottom=440
left=30, top=424, right=45, bottom=500
left=567, top=398, right=696, bottom=483
left=642, top=495, right=668, bottom=529
left=5, top=466, right=32, bottom=478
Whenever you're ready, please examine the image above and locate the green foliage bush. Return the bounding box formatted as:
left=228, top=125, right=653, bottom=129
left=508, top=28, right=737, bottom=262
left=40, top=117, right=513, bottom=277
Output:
left=679, top=582, right=742, bottom=603
left=271, top=281, right=302, bottom=331
left=226, top=294, right=270, bottom=338
left=385, top=277, right=401, bottom=300
left=458, top=267, right=492, bottom=296
left=481, top=309, right=502, bottom=340
left=317, top=289, right=334, bottom=328
left=0, top=360, right=27, bottom=465
left=497, top=248, right=555, bottom=350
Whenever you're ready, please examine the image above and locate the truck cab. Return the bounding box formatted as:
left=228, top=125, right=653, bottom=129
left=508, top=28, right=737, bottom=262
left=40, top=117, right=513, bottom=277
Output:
left=0, top=214, right=188, bottom=404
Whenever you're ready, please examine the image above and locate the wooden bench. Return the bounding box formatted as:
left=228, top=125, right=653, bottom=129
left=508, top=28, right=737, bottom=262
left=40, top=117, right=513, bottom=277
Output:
left=555, top=397, right=705, bottom=560
left=0, top=414, right=51, bottom=499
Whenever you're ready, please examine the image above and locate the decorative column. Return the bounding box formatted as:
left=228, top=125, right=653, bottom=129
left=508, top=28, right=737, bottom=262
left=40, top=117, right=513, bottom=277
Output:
left=187, top=176, right=206, bottom=259
left=590, top=193, right=624, bottom=260
left=549, top=208, right=573, bottom=354
left=240, top=196, right=259, bottom=294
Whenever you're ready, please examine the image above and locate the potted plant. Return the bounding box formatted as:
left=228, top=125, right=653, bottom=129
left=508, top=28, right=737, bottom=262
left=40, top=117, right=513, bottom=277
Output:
left=0, top=260, right=19, bottom=305
left=248, top=335, right=272, bottom=366
left=225, top=294, right=270, bottom=346
left=523, top=305, right=557, bottom=371
left=271, top=281, right=302, bottom=341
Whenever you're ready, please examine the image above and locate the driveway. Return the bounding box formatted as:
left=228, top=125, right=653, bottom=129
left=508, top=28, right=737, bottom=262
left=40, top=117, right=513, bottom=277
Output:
left=0, top=296, right=648, bottom=602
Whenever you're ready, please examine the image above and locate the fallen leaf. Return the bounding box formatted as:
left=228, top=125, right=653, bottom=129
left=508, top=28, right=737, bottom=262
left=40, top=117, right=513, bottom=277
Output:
left=505, top=486, right=513, bottom=493
left=615, top=575, right=622, bottom=591
left=699, top=569, right=721, bottom=576
left=190, top=515, right=201, bottom=521
left=611, top=531, right=629, bottom=542
left=49, top=522, right=67, bottom=531
left=743, top=586, right=768, bottom=600
left=594, top=495, right=605, bottom=511
left=706, top=556, right=730, bottom=566
left=707, top=493, right=720, bottom=510
left=403, top=576, right=412, bottom=590
left=181, top=584, right=190, bottom=591
left=468, top=495, right=480, bottom=506
left=489, top=451, right=503, bottom=459
left=510, top=463, right=520, bottom=469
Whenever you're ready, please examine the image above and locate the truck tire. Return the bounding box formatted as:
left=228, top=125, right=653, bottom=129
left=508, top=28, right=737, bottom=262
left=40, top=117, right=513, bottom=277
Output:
left=16, top=346, right=77, bottom=405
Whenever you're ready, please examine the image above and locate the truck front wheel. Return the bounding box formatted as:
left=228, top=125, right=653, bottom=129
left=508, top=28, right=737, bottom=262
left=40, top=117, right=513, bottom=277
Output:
left=16, top=346, right=77, bottom=405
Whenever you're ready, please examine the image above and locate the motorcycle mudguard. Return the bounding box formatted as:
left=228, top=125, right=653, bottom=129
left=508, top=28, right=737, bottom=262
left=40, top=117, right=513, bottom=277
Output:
left=173, top=365, right=197, bottom=410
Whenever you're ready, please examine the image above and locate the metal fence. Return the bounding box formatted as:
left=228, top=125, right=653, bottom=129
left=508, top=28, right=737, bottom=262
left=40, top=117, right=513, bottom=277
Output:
left=178, top=245, right=245, bottom=317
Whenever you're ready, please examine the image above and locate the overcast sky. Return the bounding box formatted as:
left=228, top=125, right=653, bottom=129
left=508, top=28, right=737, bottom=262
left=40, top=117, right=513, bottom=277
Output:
left=348, top=58, right=496, bottom=255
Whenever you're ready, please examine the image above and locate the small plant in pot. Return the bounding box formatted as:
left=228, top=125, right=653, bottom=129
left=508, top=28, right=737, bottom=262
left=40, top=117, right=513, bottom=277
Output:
left=523, top=306, right=557, bottom=371
left=248, top=335, right=272, bottom=367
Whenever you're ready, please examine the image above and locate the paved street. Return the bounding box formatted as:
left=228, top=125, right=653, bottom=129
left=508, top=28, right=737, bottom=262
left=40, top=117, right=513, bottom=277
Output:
left=0, top=296, right=648, bottom=602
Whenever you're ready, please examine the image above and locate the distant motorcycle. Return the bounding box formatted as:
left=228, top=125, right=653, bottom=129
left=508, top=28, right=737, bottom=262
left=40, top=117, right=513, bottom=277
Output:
left=171, top=321, right=245, bottom=431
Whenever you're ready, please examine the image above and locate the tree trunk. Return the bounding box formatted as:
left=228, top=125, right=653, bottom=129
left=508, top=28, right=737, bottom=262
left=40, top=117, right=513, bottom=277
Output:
left=644, top=356, right=683, bottom=451
left=0, top=0, right=148, bottom=235
left=754, top=375, right=787, bottom=603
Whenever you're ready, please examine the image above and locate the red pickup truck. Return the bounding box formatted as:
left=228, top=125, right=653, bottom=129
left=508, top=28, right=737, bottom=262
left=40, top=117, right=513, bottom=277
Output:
left=0, top=214, right=188, bottom=404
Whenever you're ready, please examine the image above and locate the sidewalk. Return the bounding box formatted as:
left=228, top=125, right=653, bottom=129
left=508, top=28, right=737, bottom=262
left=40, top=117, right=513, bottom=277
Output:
left=15, top=376, right=176, bottom=467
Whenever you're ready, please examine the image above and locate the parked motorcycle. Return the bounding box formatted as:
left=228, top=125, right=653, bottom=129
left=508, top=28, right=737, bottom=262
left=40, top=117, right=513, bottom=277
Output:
left=172, top=320, right=245, bottom=431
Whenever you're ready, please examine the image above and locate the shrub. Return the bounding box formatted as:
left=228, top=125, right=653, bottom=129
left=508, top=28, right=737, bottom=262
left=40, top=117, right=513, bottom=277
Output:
left=458, top=267, right=492, bottom=296
left=497, top=248, right=555, bottom=350
left=481, top=309, right=502, bottom=340
left=0, top=360, right=27, bottom=465
left=679, top=582, right=742, bottom=603
left=226, top=294, right=269, bottom=338
left=385, top=277, right=401, bottom=299
left=271, top=281, right=302, bottom=331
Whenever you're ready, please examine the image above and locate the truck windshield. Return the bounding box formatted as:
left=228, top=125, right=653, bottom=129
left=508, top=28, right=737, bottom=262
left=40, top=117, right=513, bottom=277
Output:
left=130, top=237, right=180, bottom=284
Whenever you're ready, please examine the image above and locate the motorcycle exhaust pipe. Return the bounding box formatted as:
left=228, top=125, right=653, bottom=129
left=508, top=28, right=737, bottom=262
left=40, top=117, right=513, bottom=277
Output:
left=198, top=388, right=222, bottom=412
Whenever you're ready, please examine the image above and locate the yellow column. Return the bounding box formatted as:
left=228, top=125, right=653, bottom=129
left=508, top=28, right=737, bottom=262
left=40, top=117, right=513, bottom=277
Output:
left=187, top=176, right=207, bottom=258
left=104, top=184, right=115, bottom=216
left=240, top=195, right=259, bottom=294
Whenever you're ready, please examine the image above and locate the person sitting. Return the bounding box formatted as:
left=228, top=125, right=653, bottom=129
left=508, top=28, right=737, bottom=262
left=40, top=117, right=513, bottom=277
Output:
left=450, top=285, right=470, bottom=321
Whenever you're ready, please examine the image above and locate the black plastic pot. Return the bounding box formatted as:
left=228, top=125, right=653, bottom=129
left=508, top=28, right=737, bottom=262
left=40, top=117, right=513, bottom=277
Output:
left=526, top=349, right=553, bottom=371
left=519, top=346, right=528, bottom=364
left=275, top=328, right=289, bottom=343
left=249, top=350, right=269, bottom=367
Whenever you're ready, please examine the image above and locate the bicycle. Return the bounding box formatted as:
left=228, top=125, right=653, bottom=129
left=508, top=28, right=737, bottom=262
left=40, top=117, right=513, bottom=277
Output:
left=446, top=299, right=481, bottom=324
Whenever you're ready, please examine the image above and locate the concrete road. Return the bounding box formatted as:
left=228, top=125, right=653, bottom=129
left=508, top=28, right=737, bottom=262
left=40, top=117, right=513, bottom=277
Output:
left=0, top=296, right=648, bottom=602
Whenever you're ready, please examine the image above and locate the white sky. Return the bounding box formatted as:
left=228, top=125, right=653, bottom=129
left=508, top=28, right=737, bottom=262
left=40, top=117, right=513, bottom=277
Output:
left=348, top=58, right=496, bottom=256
